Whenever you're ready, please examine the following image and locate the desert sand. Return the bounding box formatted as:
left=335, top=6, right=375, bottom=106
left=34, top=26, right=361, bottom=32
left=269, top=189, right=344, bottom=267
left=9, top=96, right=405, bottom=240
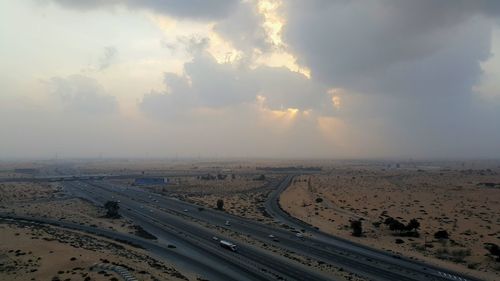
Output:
left=0, top=221, right=190, bottom=281
left=0, top=182, right=136, bottom=234
left=281, top=166, right=500, bottom=281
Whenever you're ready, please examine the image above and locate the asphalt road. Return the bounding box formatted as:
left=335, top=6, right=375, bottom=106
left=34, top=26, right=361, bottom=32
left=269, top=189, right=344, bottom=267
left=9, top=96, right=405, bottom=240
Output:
left=64, top=180, right=332, bottom=281
left=266, top=176, right=482, bottom=281
left=0, top=214, right=240, bottom=281
left=89, top=181, right=414, bottom=280
left=64, top=176, right=482, bottom=281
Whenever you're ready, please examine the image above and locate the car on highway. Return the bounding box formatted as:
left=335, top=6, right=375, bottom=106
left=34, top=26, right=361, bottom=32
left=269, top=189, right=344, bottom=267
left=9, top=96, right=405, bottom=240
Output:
left=212, top=236, right=219, bottom=241
left=225, top=220, right=231, bottom=226
left=183, top=209, right=189, bottom=212
left=219, top=240, right=237, bottom=251
left=268, top=234, right=275, bottom=238
left=295, top=233, right=304, bottom=238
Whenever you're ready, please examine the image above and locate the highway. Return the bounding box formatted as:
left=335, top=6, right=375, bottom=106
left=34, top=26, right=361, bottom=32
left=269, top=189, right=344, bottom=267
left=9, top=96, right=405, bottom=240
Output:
left=0, top=214, right=241, bottom=281
left=64, top=180, right=332, bottom=281
left=266, top=176, right=481, bottom=281
left=63, top=176, right=482, bottom=281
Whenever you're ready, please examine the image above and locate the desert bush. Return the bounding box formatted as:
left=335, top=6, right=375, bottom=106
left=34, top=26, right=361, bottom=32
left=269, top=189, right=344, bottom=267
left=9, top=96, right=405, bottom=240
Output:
left=389, top=220, right=406, bottom=232
left=254, top=174, right=266, bottom=181
left=450, top=248, right=471, bottom=262
left=216, top=199, right=224, bottom=210
left=103, top=201, right=120, bottom=218
left=484, top=243, right=500, bottom=261
left=384, top=217, right=396, bottom=225
left=350, top=219, right=363, bottom=237
left=405, top=218, right=420, bottom=232
left=435, top=247, right=449, bottom=259
left=434, top=230, right=450, bottom=240
left=467, top=263, right=479, bottom=269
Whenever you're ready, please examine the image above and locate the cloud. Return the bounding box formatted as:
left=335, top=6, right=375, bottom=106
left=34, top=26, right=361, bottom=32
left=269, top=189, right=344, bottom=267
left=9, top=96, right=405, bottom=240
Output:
left=139, top=45, right=331, bottom=119
left=49, top=0, right=240, bottom=20
left=283, top=0, right=496, bottom=97
left=99, top=46, right=117, bottom=70
left=50, top=74, right=118, bottom=114
left=275, top=0, right=500, bottom=157
left=9, top=0, right=499, bottom=158
left=214, top=1, right=270, bottom=53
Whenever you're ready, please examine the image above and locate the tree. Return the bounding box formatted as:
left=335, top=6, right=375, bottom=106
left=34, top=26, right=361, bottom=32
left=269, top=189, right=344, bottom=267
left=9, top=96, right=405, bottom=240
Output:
left=104, top=201, right=120, bottom=218
left=350, top=219, right=363, bottom=237
left=434, top=230, right=450, bottom=240
left=405, top=218, right=420, bottom=232
left=254, top=174, right=266, bottom=181
left=484, top=243, right=500, bottom=261
left=384, top=217, right=396, bottom=226
left=216, top=199, right=224, bottom=210
left=389, top=220, right=405, bottom=232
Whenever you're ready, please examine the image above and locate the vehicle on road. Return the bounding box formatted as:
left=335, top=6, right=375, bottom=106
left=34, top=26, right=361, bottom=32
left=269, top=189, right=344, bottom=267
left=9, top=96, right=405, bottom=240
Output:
left=183, top=209, right=188, bottom=212
left=225, top=220, right=231, bottom=226
left=296, top=233, right=304, bottom=238
left=220, top=240, right=237, bottom=251
left=212, top=236, right=219, bottom=241
left=268, top=234, right=275, bottom=238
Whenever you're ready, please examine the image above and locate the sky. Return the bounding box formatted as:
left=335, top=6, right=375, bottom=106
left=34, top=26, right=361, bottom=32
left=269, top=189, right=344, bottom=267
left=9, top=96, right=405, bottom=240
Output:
left=1, top=0, right=500, bottom=159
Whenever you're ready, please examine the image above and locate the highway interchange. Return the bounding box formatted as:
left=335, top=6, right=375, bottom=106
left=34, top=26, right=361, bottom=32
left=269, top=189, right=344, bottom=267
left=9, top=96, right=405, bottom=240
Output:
left=2, top=174, right=483, bottom=281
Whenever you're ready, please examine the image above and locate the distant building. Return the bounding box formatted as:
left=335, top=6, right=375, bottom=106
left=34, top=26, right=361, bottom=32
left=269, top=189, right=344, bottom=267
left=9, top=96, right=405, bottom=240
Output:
left=134, top=177, right=167, bottom=186
left=14, top=168, right=38, bottom=174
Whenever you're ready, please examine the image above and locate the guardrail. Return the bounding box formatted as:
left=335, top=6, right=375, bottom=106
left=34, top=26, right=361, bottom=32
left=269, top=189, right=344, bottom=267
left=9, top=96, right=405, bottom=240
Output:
left=91, top=263, right=138, bottom=281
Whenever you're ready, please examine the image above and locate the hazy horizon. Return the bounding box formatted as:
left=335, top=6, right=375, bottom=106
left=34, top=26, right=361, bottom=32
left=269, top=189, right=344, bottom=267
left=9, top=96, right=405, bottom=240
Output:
left=2, top=1, right=500, bottom=159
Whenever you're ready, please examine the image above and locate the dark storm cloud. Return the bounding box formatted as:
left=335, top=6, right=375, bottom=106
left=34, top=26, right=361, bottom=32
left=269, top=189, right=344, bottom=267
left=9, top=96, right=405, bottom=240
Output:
left=283, top=0, right=496, bottom=97
left=50, top=0, right=240, bottom=20
left=50, top=75, right=118, bottom=114
left=280, top=0, right=500, bottom=157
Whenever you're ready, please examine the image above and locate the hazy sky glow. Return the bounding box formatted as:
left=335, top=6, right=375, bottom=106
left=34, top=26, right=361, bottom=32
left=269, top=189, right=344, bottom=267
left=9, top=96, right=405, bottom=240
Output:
left=1, top=0, right=500, bottom=159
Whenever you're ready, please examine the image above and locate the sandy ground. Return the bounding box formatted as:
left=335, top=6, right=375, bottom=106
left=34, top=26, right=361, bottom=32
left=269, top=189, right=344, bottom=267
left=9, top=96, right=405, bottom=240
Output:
left=0, top=221, right=191, bottom=281
left=7, top=159, right=499, bottom=280
left=281, top=167, right=500, bottom=281
left=186, top=192, right=272, bottom=222
left=117, top=174, right=265, bottom=195
left=0, top=182, right=61, bottom=202
left=0, top=182, right=136, bottom=234
left=113, top=174, right=277, bottom=222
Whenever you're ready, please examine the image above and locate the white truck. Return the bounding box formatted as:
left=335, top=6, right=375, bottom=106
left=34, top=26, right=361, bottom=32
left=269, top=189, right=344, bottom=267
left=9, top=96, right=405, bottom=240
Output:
left=219, top=240, right=237, bottom=251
